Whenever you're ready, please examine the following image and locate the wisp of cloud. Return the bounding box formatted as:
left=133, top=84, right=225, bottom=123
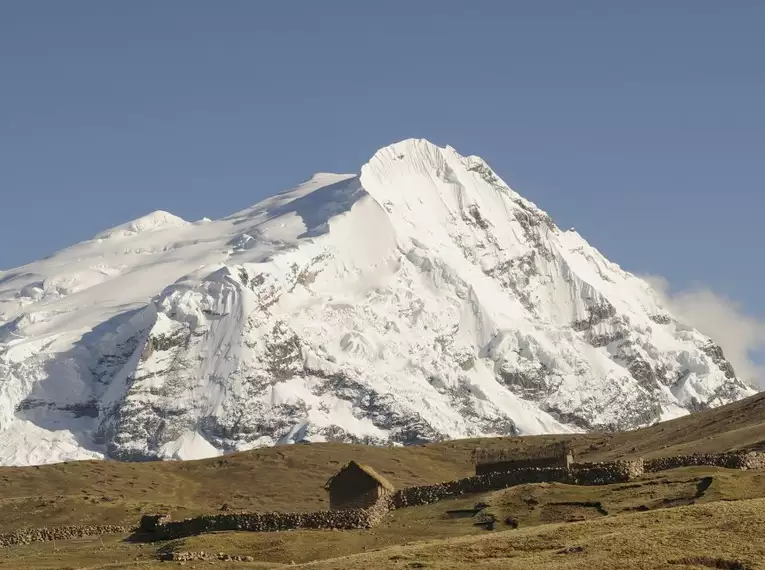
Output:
left=642, top=275, right=765, bottom=390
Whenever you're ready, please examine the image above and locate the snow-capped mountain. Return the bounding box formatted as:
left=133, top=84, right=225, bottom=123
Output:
left=0, top=139, right=754, bottom=465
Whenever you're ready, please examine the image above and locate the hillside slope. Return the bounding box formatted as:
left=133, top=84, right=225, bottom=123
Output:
left=0, top=138, right=753, bottom=465
left=0, top=390, right=763, bottom=532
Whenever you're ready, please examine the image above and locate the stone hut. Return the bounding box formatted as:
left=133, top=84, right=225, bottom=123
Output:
left=473, top=441, right=574, bottom=475
left=324, top=461, right=395, bottom=510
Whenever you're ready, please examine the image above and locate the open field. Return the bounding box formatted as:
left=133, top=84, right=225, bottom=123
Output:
left=1, top=466, right=764, bottom=568
left=309, top=495, right=765, bottom=570
left=1, top=392, right=765, bottom=568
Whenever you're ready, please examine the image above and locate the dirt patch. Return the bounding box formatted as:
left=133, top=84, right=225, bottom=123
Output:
left=445, top=509, right=480, bottom=519
left=547, top=501, right=608, bottom=515
left=621, top=504, right=651, bottom=512
left=540, top=501, right=607, bottom=523
left=557, top=545, right=586, bottom=555
left=660, top=496, right=696, bottom=509
left=668, top=556, right=753, bottom=570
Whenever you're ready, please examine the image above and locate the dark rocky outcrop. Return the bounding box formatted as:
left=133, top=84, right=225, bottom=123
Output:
left=701, top=343, right=737, bottom=380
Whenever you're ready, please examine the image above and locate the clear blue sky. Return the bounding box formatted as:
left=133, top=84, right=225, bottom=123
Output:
left=1, top=2, right=763, bottom=322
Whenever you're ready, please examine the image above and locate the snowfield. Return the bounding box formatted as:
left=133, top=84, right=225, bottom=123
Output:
left=0, top=139, right=754, bottom=465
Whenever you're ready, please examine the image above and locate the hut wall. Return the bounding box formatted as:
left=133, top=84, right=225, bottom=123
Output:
left=328, top=469, right=386, bottom=510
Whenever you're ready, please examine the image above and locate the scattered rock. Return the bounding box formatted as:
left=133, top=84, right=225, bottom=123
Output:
left=160, top=551, right=258, bottom=563
left=558, top=545, right=586, bottom=554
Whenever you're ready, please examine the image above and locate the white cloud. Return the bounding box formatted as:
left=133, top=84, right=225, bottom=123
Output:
left=641, top=274, right=765, bottom=389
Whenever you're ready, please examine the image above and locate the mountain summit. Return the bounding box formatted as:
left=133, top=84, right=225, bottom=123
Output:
left=0, top=139, right=753, bottom=465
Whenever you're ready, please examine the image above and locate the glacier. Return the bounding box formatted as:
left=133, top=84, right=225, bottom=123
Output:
left=0, top=139, right=754, bottom=465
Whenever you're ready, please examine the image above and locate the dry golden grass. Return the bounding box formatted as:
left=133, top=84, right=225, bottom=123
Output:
left=0, top=436, right=604, bottom=533
left=590, top=391, right=765, bottom=460
left=1, top=392, right=765, bottom=568
left=154, top=467, right=765, bottom=566
left=306, top=497, right=765, bottom=569
left=3, top=467, right=763, bottom=569
left=3, top=392, right=764, bottom=531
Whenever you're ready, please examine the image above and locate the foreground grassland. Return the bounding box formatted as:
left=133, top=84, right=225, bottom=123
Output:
left=311, top=496, right=765, bottom=570
left=2, top=468, right=764, bottom=569
left=1, top=393, right=765, bottom=568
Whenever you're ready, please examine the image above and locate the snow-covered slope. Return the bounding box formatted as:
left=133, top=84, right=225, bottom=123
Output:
left=0, top=139, right=754, bottom=465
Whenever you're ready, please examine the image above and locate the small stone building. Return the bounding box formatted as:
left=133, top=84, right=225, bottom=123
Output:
left=324, top=461, right=395, bottom=510
left=473, top=441, right=574, bottom=475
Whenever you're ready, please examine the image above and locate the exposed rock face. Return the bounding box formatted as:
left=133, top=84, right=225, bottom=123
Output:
left=702, top=343, right=737, bottom=380
left=0, top=139, right=754, bottom=465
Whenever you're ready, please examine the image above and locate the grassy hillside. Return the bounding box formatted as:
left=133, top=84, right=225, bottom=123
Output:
left=2, top=466, right=763, bottom=569
left=308, top=495, right=765, bottom=570
left=1, top=392, right=764, bottom=568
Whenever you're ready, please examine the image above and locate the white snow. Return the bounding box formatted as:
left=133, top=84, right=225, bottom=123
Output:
left=158, top=430, right=221, bottom=461
left=94, top=210, right=189, bottom=240
left=0, top=138, right=754, bottom=465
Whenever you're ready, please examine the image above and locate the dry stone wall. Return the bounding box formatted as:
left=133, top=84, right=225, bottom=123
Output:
left=392, top=461, right=646, bottom=508
left=159, top=551, right=256, bottom=562
left=570, top=459, right=645, bottom=484
left=0, top=525, right=131, bottom=547
left=143, top=495, right=392, bottom=540
left=393, top=468, right=571, bottom=508
left=644, top=452, right=765, bottom=472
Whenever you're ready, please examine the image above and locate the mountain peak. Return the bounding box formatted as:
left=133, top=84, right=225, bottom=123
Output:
left=0, top=142, right=753, bottom=465
left=94, top=210, right=189, bottom=240
left=366, top=138, right=452, bottom=173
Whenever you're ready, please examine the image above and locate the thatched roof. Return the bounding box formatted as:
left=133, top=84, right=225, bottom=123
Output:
left=324, top=461, right=395, bottom=492
left=472, top=441, right=573, bottom=465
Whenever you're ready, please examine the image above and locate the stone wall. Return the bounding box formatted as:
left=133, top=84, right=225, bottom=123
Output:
left=392, top=461, right=646, bottom=509
left=329, top=484, right=384, bottom=511
left=159, top=551, right=256, bottom=563
left=0, top=525, right=131, bottom=547
left=644, top=452, right=765, bottom=472
left=475, top=456, right=571, bottom=475
left=570, top=459, right=645, bottom=484
left=392, top=468, right=570, bottom=508
left=144, top=495, right=393, bottom=541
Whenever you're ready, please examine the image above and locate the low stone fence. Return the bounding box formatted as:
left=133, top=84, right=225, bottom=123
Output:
left=159, top=551, right=256, bottom=563
left=644, top=452, right=765, bottom=472
left=570, top=459, right=645, bottom=484
left=392, top=461, right=646, bottom=509
left=0, top=524, right=132, bottom=547
left=392, top=468, right=571, bottom=508
left=141, top=495, right=392, bottom=540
